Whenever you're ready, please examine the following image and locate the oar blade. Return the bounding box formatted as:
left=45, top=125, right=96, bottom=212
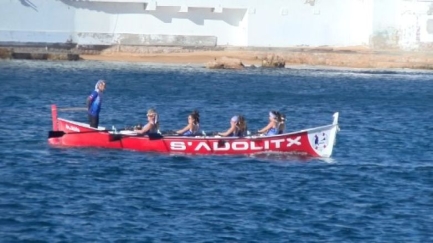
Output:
left=108, top=133, right=163, bottom=141
left=109, top=134, right=123, bottom=142
left=48, top=131, right=66, bottom=138
left=148, top=133, right=164, bottom=140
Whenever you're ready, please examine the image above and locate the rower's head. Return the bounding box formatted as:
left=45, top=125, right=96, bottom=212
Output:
left=189, top=110, right=200, bottom=125
left=230, top=116, right=239, bottom=126
left=269, top=111, right=278, bottom=121
left=280, top=113, right=286, bottom=122
left=95, top=80, right=106, bottom=92
left=147, top=108, right=158, bottom=124
left=237, top=115, right=247, bottom=131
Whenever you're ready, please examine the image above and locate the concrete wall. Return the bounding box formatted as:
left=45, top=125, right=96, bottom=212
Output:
left=371, top=0, right=433, bottom=50
left=0, top=0, right=432, bottom=50
left=397, top=0, right=433, bottom=50
left=247, top=0, right=372, bottom=47
left=0, top=0, right=76, bottom=44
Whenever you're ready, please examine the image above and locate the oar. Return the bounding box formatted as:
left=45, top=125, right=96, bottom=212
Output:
left=57, top=107, right=88, bottom=112
left=109, top=132, right=164, bottom=141
left=48, top=129, right=112, bottom=138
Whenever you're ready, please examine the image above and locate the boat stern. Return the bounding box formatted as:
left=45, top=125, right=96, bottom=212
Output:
left=306, top=112, right=340, bottom=158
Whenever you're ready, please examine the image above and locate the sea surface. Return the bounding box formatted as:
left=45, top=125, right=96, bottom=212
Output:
left=0, top=60, right=432, bottom=242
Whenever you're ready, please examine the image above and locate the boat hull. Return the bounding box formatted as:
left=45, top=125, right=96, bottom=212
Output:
left=48, top=105, right=339, bottom=158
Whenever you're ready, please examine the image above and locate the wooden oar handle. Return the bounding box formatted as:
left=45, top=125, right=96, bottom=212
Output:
left=57, top=107, right=88, bottom=112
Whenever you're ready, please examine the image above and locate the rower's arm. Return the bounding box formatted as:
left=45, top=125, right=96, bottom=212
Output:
left=258, top=122, right=273, bottom=134
left=218, top=126, right=235, bottom=137
left=86, top=97, right=92, bottom=109
left=135, top=123, right=153, bottom=134
left=86, top=91, right=97, bottom=110
left=176, top=124, right=190, bottom=135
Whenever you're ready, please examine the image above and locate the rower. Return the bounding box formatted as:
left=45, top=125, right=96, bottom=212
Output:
left=218, top=115, right=248, bottom=137
left=176, top=110, right=200, bottom=136
left=258, top=110, right=281, bottom=136
left=135, top=108, right=160, bottom=135
left=278, top=113, right=286, bottom=134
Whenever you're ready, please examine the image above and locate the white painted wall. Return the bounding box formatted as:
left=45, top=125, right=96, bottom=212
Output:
left=69, top=1, right=247, bottom=45
left=396, top=0, right=433, bottom=50
left=246, top=0, right=372, bottom=47
left=0, top=0, right=432, bottom=50
left=0, top=0, right=76, bottom=43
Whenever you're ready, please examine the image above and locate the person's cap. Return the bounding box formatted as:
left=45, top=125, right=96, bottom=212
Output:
left=147, top=109, right=157, bottom=116
left=231, top=116, right=239, bottom=123
left=269, top=111, right=277, bottom=119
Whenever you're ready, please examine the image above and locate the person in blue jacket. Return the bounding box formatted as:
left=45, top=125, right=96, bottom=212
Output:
left=86, top=80, right=106, bottom=128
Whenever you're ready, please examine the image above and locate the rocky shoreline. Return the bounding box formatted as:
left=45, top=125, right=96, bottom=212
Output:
left=0, top=47, right=80, bottom=61
left=1, top=45, right=433, bottom=70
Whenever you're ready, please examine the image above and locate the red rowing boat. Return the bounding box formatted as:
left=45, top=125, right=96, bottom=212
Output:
left=48, top=105, right=340, bottom=158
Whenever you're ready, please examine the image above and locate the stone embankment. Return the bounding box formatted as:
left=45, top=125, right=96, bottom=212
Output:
left=1, top=45, right=433, bottom=70
left=205, top=55, right=286, bottom=69
left=271, top=48, right=433, bottom=70
left=93, top=45, right=433, bottom=70
left=0, top=47, right=79, bottom=61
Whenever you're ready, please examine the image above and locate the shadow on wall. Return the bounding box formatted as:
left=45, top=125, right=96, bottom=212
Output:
left=304, top=0, right=316, bottom=7
left=149, top=7, right=246, bottom=26
left=19, top=0, right=38, bottom=12
left=59, top=0, right=246, bottom=26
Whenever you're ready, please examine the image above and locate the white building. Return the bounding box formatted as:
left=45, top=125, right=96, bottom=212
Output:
left=0, top=0, right=432, bottom=51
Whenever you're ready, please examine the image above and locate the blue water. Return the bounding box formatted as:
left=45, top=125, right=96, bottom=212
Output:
left=1, top=60, right=432, bottom=242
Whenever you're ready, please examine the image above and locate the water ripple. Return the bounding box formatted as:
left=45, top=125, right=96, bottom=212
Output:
left=0, top=60, right=432, bottom=242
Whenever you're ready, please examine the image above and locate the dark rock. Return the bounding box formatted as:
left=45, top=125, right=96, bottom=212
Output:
left=205, top=56, right=244, bottom=69
left=261, top=54, right=286, bottom=68
left=0, top=48, right=12, bottom=59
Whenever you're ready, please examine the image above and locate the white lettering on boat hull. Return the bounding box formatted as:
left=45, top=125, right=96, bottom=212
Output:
left=213, top=141, right=230, bottom=151
left=195, top=142, right=211, bottom=151
left=251, top=141, right=263, bottom=150
left=232, top=142, right=248, bottom=150
left=169, top=139, right=301, bottom=152
left=270, top=139, right=285, bottom=149
left=287, top=136, right=301, bottom=147
left=65, top=124, right=80, bottom=132
left=264, top=141, right=269, bottom=150
left=170, top=141, right=186, bottom=150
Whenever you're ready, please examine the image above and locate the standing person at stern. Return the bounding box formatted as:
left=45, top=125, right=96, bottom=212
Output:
left=86, top=80, right=106, bottom=128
